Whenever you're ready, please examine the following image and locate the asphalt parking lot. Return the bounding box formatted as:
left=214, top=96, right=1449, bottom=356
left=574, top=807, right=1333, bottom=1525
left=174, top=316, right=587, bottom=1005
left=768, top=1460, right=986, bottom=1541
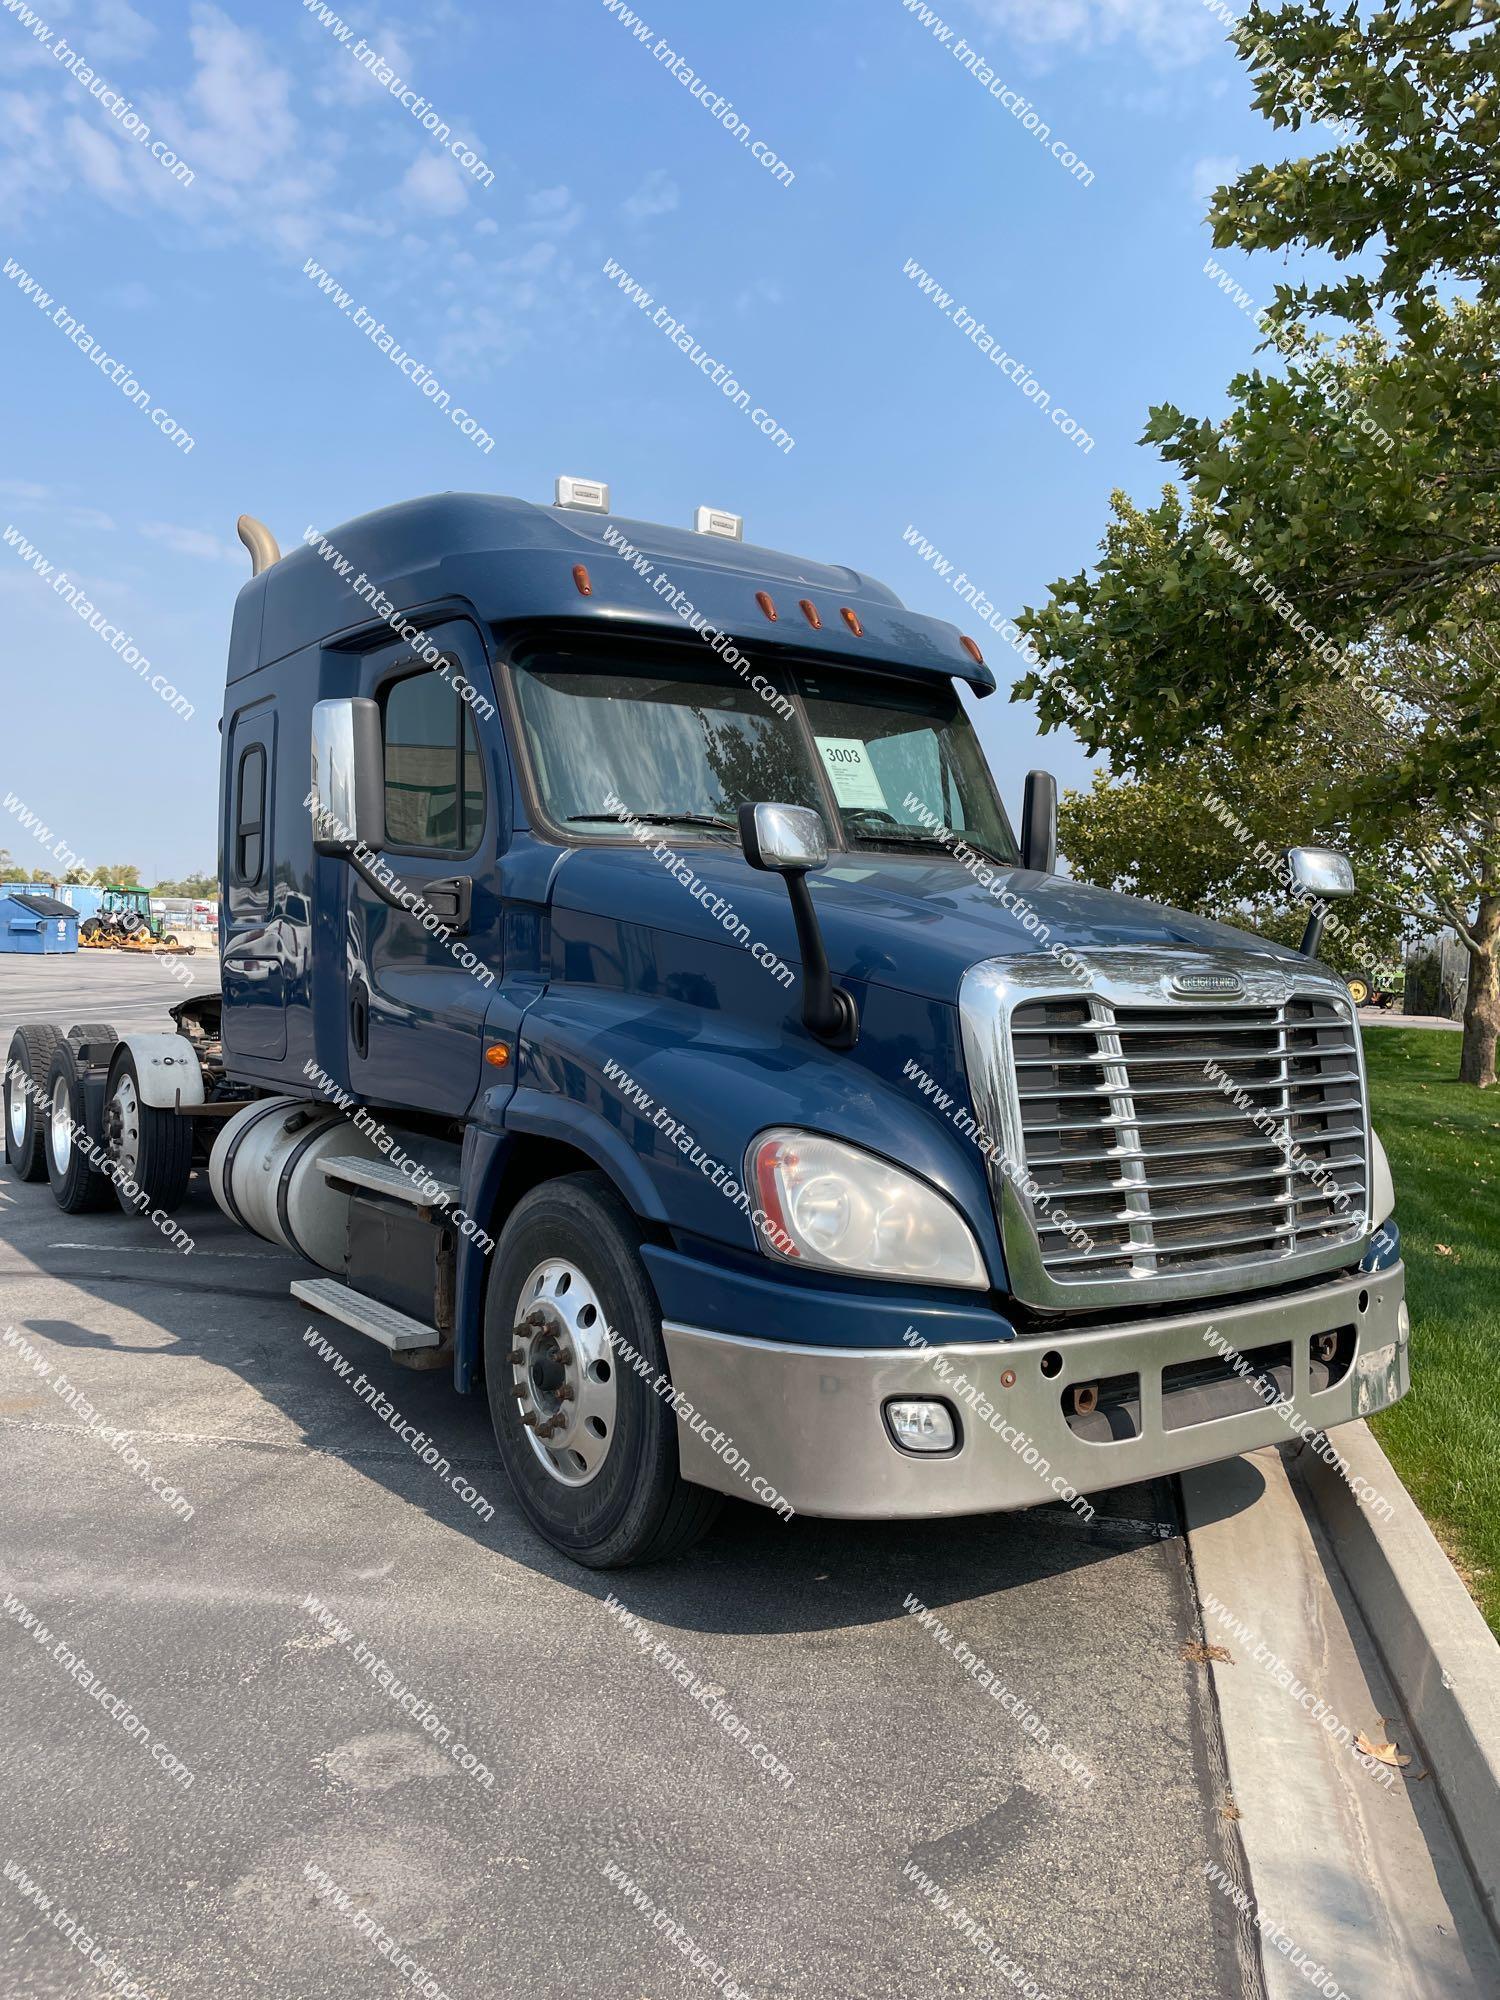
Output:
left=1, top=955, right=1493, bottom=2000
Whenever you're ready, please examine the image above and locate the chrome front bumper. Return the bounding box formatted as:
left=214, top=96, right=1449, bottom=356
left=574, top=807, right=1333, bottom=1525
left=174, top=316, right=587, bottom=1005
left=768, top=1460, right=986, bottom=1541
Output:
left=661, top=1263, right=1407, bottom=1519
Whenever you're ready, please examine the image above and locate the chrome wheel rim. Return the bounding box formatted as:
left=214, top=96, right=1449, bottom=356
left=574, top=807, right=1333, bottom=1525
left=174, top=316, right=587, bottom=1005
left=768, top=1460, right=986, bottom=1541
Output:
left=50, top=1078, right=72, bottom=1173
left=511, top=1258, right=618, bottom=1487
left=5, top=1069, right=25, bottom=1150
left=106, top=1069, right=141, bottom=1180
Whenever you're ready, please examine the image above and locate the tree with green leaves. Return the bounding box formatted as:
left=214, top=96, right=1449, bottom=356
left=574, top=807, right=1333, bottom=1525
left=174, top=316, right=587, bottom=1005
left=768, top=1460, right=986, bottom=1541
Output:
left=1018, top=0, right=1500, bottom=1083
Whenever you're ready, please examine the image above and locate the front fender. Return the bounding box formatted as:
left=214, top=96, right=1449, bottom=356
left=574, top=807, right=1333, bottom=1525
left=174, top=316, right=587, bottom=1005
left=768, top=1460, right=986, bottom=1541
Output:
left=509, top=984, right=1004, bottom=1276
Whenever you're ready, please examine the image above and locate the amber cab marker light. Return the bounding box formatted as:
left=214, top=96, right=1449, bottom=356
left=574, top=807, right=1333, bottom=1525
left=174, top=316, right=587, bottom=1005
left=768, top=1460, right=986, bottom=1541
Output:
left=960, top=635, right=985, bottom=666
left=755, top=589, right=779, bottom=621
left=798, top=598, right=823, bottom=631
left=484, top=1042, right=511, bottom=1068
left=572, top=564, right=592, bottom=597
left=841, top=607, right=864, bottom=636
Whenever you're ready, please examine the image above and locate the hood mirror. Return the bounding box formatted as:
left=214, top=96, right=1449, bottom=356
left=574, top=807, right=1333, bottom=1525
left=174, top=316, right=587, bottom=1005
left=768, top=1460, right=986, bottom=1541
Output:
left=739, top=803, right=856, bottom=1048
left=1286, top=847, right=1355, bottom=959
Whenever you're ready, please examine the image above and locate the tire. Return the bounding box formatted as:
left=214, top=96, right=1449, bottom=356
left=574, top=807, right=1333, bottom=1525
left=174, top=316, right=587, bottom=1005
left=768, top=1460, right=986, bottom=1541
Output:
left=80, top=918, right=102, bottom=943
left=161, top=933, right=179, bottom=949
left=4, top=1025, right=66, bottom=1181
left=104, top=1050, right=193, bottom=1216
left=1346, top=975, right=1371, bottom=1006
left=43, top=1044, right=114, bottom=1212
left=483, top=1173, right=723, bottom=1568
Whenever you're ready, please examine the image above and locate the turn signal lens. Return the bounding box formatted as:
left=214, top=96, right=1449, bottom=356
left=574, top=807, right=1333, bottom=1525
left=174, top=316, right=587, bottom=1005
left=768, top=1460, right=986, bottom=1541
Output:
left=572, top=564, right=592, bottom=597
left=756, top=590, right=778, bottom=621
left=960, top=635, right=985, bottom=666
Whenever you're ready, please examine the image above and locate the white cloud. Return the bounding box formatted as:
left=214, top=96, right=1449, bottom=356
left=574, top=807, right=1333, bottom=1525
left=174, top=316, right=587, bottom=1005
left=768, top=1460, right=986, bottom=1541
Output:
left=621, top=167, right=679, bottom=223
left=65, top=114, right=131, bottom=200
left=1191, top=152, right=1239, bottom=205
left=88, top=0, right=157, bottom=64
left=398, top=150, right=469, bottom=215
left=965, top=0, right=1217, bottom=67
left=172, top=4, right=298, bottom=187
left=139, top=521, right=242, bottom=563
left=523, top=184, right=582, bottom=235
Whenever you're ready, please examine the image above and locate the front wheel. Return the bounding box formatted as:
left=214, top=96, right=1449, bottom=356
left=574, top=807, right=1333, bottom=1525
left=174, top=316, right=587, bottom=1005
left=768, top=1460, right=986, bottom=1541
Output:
left=1346, top=974, right=1371, bottom=1006
left=483, top=1174, right=722, bottom=1567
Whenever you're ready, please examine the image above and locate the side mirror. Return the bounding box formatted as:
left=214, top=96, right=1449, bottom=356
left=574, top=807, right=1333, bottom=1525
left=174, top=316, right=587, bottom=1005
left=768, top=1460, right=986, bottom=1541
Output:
left=1286, top=846, right=1355, bottom=959
left=1285, top=847, right=1355, bottom=898
left=738, top=802, right=829, bottom=875
left=738, top=802, right=856, bottom=1047
left=1020, top=770, right=1057, bottom=874
left=311, top=698, right=385, bottom=855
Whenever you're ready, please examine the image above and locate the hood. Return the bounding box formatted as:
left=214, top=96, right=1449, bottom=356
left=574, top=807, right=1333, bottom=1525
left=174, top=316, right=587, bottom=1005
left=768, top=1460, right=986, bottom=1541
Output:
left=547, top=845, right=1303, bottom=1007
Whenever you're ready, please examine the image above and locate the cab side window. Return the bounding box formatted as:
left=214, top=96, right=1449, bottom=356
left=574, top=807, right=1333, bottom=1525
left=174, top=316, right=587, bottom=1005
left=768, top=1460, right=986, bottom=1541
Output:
left=235, top=744, right=267, bottom=886
left=382, top=670, right=483, bottom=852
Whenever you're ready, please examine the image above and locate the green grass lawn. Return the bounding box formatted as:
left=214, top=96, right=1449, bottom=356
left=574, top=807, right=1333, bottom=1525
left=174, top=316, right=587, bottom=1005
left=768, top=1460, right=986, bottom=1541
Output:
left=1363, top=1027, right=1500, bottom=1635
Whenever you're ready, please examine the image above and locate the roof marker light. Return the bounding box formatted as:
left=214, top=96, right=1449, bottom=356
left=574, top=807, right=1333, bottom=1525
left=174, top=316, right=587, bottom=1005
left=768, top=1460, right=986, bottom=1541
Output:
left=694, top=506, right=744, bottom=540
left=798, top=599, right=822, bottom=630
left=841, top=607, right=864, bottom=637
left=756, top=591, right=778, bottom=621
left=572, top=565, right=593, bottom=596
left=555, top=475, right=610, bottom=513
left=960, top=635, right=985, bottom=666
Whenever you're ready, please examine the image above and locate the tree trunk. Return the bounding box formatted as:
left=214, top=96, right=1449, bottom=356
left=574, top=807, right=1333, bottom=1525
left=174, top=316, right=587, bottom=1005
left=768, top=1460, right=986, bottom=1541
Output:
left=1458, top=894, right=1500, bottom=1088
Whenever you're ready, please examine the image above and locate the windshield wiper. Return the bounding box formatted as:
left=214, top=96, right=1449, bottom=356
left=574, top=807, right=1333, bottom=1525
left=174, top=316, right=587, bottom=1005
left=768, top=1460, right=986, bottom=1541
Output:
left=567, top=811, right=738, bottom=834
left=849, top=825, right=1013, bottom=868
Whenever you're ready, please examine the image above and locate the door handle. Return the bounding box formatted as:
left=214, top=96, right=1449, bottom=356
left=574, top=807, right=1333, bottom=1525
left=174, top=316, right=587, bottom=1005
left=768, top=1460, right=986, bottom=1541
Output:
left=349, top=975, right=370, bottom=1058
left=423, top=877, right=472, bottom=934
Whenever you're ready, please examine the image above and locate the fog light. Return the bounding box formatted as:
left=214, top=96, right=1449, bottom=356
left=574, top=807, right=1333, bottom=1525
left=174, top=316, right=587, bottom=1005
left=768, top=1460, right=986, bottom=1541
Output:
left=885, top=1399, right=956, bottom=1454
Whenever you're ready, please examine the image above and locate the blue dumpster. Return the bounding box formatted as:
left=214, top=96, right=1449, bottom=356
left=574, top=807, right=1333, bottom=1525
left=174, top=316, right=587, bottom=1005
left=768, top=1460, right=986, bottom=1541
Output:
left=0, top=891, right=79, bottom=954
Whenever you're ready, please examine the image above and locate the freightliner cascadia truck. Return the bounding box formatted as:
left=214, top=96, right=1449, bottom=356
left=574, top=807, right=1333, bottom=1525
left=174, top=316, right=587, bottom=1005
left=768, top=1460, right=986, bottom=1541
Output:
left=2, top=480, right=1407, bottom=1566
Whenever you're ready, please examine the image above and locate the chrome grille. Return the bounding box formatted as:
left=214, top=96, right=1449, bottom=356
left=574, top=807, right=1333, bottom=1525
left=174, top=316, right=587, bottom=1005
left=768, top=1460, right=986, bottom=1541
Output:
left=959, top=952, right=1373, bottom=1310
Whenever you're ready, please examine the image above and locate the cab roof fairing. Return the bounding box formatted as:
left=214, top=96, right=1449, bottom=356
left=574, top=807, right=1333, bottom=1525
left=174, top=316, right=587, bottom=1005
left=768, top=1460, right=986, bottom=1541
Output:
left=226, top=492, right=996, bottom=694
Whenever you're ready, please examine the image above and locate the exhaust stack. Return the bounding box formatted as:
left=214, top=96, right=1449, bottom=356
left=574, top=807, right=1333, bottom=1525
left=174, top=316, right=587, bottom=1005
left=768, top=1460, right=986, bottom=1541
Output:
left=237, top=515, right=281, bottom=577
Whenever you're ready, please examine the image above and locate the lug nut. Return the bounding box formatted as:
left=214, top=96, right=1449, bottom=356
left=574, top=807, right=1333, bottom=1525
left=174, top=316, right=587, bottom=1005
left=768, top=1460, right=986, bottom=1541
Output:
left=510, top=1346, right=526, bottom=1364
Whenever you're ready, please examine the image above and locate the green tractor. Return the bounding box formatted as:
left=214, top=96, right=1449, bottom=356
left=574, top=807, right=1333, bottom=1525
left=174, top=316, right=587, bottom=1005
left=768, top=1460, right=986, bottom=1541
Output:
left=79, top=888, right=179, bottom=950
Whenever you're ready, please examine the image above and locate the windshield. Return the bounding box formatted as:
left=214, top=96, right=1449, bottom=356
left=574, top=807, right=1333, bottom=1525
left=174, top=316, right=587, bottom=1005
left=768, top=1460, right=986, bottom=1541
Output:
left=511, top=642, right=1017, bottom=862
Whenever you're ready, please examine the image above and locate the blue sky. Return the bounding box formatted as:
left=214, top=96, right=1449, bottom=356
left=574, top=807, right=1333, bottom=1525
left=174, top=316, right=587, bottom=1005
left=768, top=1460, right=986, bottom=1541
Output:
left=1, top=0, right=1295, bottom=878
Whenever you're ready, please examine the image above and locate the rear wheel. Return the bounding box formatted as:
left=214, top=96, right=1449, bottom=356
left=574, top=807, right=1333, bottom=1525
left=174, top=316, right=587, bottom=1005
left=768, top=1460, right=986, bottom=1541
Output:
left=161, top=933, right=179, bottom=949
left=105, top=1050, right=193, bottom=1214
left=4, top=1025, right=65, bottom=1181
left=43, top=1044, right=113, bottom=1212
left=483, top=1174, right=722, bottom=1567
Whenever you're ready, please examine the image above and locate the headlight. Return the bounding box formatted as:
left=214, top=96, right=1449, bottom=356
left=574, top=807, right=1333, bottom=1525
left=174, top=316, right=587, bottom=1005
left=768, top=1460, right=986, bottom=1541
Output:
left=748, top=1129, right=988, bottom=1289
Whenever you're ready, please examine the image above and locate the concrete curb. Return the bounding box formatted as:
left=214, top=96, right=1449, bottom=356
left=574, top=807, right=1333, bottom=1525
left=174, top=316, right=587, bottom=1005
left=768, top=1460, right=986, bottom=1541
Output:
left=1299, top=1420, right=1500, bottom=1938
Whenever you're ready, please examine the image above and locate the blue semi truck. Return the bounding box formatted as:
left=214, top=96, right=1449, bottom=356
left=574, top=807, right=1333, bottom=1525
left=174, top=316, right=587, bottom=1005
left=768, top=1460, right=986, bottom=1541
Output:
left=3, top=480, right=1408, bottom=1565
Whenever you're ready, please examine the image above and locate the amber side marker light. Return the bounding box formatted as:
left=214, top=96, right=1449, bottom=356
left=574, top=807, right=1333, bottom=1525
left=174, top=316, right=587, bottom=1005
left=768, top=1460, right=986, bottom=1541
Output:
left=798, top=598, right=822, bottom=630
left=840, top=607, right=864, bottom=636
left=756, top=590, right=778, bottom=621
left=572, top=564, right=592, bottom=597
left=484, top=1042, right=511, bottom=1068
left=960, top=635, right=985, bottom=666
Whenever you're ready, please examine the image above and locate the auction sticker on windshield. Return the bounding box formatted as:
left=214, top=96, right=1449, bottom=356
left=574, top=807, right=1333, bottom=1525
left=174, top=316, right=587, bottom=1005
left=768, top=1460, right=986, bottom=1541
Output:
left=815, top=737, right=888, bottom=810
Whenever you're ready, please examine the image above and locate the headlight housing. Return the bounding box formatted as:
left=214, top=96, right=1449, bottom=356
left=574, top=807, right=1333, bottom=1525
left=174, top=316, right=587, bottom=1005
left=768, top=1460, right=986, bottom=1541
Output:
left=748, top=1129, right=988, bottom=1289
left=1370, top=1127, right=1395, bottom=1228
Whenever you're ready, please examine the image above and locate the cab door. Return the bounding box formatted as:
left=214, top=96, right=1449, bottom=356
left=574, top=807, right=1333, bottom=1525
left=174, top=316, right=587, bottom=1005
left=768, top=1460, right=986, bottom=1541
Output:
left=345, top=622, right=502, bottom=1117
